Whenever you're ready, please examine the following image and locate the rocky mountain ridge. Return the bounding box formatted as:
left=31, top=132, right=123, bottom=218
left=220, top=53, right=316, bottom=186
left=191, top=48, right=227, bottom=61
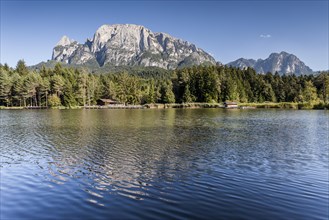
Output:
left=227, top=52, right=313, bottom=75
left=52, top=24, right=216, bottom=70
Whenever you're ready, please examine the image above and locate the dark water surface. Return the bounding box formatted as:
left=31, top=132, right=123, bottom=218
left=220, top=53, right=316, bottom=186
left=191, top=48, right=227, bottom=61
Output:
left=1, top=109, right=328, bottom=219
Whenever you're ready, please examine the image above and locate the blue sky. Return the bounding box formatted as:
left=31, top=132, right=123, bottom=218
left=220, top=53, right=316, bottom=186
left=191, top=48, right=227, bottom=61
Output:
left=1, top=0, right=328, bottom=70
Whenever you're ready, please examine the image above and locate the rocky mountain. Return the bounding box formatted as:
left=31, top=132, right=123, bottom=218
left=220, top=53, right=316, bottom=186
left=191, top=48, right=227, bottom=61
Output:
left=52, top=24, right=216, bottom=70
left=227, top=52, right=313, bottom=75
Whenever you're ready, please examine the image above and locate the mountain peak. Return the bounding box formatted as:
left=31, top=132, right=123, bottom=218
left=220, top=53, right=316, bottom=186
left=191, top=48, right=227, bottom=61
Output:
left=279, top=51, right=289, bottom=55
left=270, top=51, right=294, bottom=58
left=94, top=24, right=147, bottom=35
left=51, top=24, right=216, bottom=69
left=56, top=35, right=73, bottom=47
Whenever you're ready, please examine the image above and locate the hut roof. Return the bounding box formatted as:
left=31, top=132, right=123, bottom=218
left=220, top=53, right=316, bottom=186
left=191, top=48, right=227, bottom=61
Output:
left=100, top=99, right=116, bottom=102
left=98, top=99, right=120, bottom=104
left=224, top=101, right=238, bottom=105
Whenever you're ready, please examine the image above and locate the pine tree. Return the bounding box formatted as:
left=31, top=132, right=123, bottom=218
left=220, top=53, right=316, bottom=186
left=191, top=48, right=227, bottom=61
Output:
left=16, top=60, right=29, bottom=76
left=0, top=70, right=12, bottom=106
left=182, top=84, right=193, bottom=103
left=303, top=80, right=318, bottom=103
left=147, top=79, right=156, bottom=103
left=161, top=80, right=175, bottom=103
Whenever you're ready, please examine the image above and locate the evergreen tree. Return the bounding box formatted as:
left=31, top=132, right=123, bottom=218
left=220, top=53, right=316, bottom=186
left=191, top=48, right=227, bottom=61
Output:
left=51, top=74, right=65, bottom=97
left=182, top=84, right=193, bottom=103
left=0, top=62, right=328, bottom=108
left=0, top=70, right=12, bottom=106
left=303, top=80, right=318, bottom=103
left=76, top=71, right=88, bottom=106
left=161, top=80, right=175, bottom=103
left=16, top=60, right=29, bottom=76
left=147, top=79, right=156, bottom=103
left=11, top=73, right=25, bottom=106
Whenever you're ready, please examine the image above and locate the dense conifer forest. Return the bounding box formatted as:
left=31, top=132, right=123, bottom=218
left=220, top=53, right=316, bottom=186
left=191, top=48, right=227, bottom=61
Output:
left=0, top=60, right=328, bottom=108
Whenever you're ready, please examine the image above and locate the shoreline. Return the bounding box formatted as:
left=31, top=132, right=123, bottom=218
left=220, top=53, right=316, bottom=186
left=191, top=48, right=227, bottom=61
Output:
left=1, top=102, right=328, bottom=110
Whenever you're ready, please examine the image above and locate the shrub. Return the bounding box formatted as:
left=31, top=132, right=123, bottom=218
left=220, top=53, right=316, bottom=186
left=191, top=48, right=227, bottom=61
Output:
left=48, top=94, right=61, bottom=107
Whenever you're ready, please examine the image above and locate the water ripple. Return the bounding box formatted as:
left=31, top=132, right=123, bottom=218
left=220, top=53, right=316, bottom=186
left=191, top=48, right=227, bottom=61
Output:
left=1, top=109, right=328, bottom=219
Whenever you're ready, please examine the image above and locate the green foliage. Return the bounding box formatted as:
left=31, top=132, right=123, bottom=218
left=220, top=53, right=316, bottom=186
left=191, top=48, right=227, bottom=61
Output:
left=48, top=94, right=61, bottom=107
left=182, top=84, right=193, bottom=103
left=51, top=74, right=65, bottom=96
left=0, top=70, right=12, bottom=106
left=0, top=62, right=328, bottom=109
left=115, top=72, right=142, bottom=104
left=160, top=80, right=175, bottom=103
left=16, top=60, right=29, bottom=76
left=147, top=79, right=156, bottom=103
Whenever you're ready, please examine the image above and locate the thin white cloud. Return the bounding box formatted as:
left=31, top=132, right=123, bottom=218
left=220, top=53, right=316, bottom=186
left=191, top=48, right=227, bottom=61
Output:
left=260, top=34, right=272, bottom=38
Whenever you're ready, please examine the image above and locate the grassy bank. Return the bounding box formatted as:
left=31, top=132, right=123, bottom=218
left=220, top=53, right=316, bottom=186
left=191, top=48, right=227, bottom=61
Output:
left=144, top=103, right=222, bottom=109
left=239, top=102, right=329, bottom=110
left=239, top=102, right=298, bottom=109
left=1, top=102, right=328, bottom=110
left=0, top=106, right=84, bottom=110
left=0, top=106, right=25, bottom=110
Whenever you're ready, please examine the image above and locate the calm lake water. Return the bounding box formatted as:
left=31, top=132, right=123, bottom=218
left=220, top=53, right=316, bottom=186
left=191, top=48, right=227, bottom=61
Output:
left=1, top=109, right=328, bottom=219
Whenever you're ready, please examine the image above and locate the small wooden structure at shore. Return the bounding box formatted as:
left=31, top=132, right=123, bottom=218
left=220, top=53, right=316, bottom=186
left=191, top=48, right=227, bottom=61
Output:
left=224, top=101, right=238, bottom=109
left=97, top=99, right=122, bottom=106
left=88, top=99, right=143, bottom=109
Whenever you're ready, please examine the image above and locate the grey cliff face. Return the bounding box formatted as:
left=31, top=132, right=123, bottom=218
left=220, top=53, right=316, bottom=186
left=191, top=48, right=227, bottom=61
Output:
left=52, top=24, right=216, bottom=69
left=227, top=51, right=313, bottom=75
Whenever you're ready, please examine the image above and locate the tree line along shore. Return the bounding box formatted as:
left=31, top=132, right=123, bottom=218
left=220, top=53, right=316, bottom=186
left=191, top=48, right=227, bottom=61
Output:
left=0, top=61, right=328, bottom=110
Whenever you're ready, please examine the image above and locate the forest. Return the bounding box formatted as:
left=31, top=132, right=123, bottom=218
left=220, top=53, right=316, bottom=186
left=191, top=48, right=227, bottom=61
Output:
left=0, top=60, right=328, bottom=109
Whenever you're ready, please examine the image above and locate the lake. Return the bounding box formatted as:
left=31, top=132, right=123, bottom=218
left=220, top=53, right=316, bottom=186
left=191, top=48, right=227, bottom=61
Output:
left=1, top=109, right=328, bottom=219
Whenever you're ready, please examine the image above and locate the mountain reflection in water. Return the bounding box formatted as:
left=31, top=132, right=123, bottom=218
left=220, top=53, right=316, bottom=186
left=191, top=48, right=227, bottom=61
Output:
left=1, top=109, right=328, bottom=219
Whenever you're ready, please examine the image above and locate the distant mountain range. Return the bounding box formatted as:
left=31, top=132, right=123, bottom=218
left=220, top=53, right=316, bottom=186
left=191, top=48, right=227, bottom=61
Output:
left=35, top=24, right=314, bottom=75
left=227, top=52, right=313, bottom=75
left=51, top=24, right=216, bottom=70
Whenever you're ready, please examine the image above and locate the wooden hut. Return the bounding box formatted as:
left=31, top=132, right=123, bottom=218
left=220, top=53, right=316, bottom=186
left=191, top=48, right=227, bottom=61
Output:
left=97, top=99, right=121, bottom=106
left=224, top=101, right=238, bottom=109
